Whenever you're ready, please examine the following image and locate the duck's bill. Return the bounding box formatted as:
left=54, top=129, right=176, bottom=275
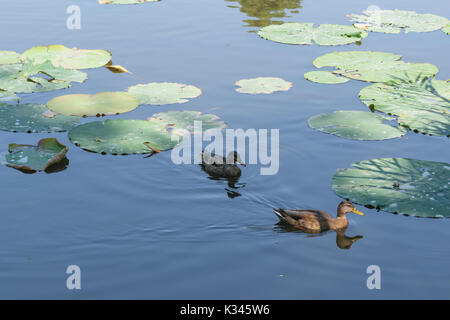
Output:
left=352, top=208, right=364, bottom=216
left=238, top=160, right=246, bottom=167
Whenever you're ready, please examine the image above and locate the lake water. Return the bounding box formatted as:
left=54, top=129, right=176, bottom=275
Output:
left=0, top=0, right=449, bottom=299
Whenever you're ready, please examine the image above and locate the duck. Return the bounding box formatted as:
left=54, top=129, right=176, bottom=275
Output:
left=273, top=201, right=364, bottom=233
left=200, top=150, right=246, bottom=179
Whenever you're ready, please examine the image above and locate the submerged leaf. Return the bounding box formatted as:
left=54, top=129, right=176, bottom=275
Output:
left=332, top=158, right=450, bottom=218
left=127, top=82, right=202, bottom=105
left=0, top=138, right=68, bottom=173
left=359, top=76, right=450, bottom=137
left=348, top=9, right=449, bottom=33
left=46, top=92, right=139, bottom=117
left=257, top=23, right=368, bottom=45
left=0, top=104, right=80, bottom=133
left=235, top=77, right=292, bottom=94
left=313, top=51, right=438, bottom=83
left=304, top=71, right=350, bottom=84
left=68, top=119, right=180, bottom=154
left=308, top=110, right=407, bottom=140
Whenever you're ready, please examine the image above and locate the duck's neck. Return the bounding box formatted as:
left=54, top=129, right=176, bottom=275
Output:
left=332, top=214, right=348, bottom=230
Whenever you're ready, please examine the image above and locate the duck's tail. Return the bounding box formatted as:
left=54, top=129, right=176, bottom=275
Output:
left=272, top=208, right=288, bottom=222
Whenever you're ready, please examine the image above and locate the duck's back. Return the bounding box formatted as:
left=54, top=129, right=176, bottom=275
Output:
left=273, top=209, right=333, bottom=232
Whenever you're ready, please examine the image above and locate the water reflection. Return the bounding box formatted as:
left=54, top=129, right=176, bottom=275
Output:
left=275, top=223, right=363, bottom=250
left=226, top=0, right=303, bottom=31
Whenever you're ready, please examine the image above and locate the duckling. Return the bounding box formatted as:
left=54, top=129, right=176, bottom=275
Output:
left=200, top=150, right=246, bottom=179
left=273, top=201, right=364, bottom=233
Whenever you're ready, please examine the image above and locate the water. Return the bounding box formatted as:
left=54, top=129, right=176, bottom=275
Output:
left=0, top=0, right=449, bottom=299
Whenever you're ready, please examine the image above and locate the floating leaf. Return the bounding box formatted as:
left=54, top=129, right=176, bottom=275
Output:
left=359, top=76, right=450, bottom=137
left=332, top=158, right=450, bottom=218
left=442, top=23, right=450, bottom=35
left=257, top=23, right=368, bottom=45
left=0, top=104, right=80, bottom=133
left=0, top=51, right=22, bottom=65
left=0, top=91, right=19, bottom=103
left=348, top=9, right=449, bottom=34
left=127, top=82, right=202, bottom=105
left=99, top=0, right=159, bottom=4
left=104, top=64, right=130, bottom=74
left=235, top=77, right=292, bottom=94
left=308, top=110, right=407, bottom=140
left=0, top=138, right=68, bottom=173
left=0, top=60, right=87, bottom=94
left=148, top=110, right=226, bottom=134
left=47, top=92, right=139, bottom=117
left=22, top=45, right=112, bottom=70
left=68, top=119, right=180, bottom=155
left=304, top=71, right=350, bottom=84
left=313, top=51, right=438, bottom=83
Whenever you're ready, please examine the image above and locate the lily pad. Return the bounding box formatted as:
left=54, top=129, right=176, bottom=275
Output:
left=313, top=51, right=438, bottom=83
left=257, top=23, right=368, bottom=45
left=22, top=45, right=112, bottom=70
left=332, top=158, right=450, bottom=218
left=148, top=110, right=226, bottom=134
left=0, top=60, right=87, bottom=94
left=0, top=104, right=80, bottom=133
left=0, top=91, right=19, bottom=103
left=235, top=77, right=292, bottom=94
left=304, top=71, right=350, bottom=84
left=443, top=23, right=450, bottom=35
left=68, top=119, right=180, bottom=155
left=348, top=9, right=449, bottom=34
left=127, top=82, right=202, bottom=105
left=0, top=51, right=22, bottom=65
left=359, top=76, right=450, bottom=137
left=308, top=110, right=407, bottom=140
left=46, top=92, right=139, bottom=117
left=1, top=138, right=68, bottom=173
left=99, top=0, right=159, bottom=4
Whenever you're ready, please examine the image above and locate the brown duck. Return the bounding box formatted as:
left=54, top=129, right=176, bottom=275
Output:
left=273, top=201, right=364, bottom=233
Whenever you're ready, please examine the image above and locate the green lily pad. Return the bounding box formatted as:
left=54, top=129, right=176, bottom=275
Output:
left=313, top=51, right=438, bottom=83
left=359, top=76, right=450, bottom=137
left=308, top=110, right=407, bottom=140
left=0, top=104, right=80, bottom=133
left=22, top=45, right=112, bottom=70
left=148, top=110, right=226, bottom=134
left=46, top=92, right=139, bottom=117
left=348, top=9, right=449, bottom=34
left=0, top=91, right=19, bottom=103
left=0, top=51, right=22, bottom=65
left=442, top=23, right=450, bottom=34
left=127, top=82, right=202, bottom=105
left=99, top=0, right=159, bottom=4
left=304, top=71, right=350, bottom=84
left=235, top=77, right=292, bottom=94
left=1, top=138, right=68, bottom=173
left=68, top=119, right=180, bottom=155
left=257, top=23, right=368, bottom=45
left=332, top=158, right=450, bottom=218
left=0, top=60, right=87, bottom=94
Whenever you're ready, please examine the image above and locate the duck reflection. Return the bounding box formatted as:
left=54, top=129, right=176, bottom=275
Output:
left=276, top=223, right=363, bottom=250
left=226, top=0, right=303, bottom=30
left=200, top=150, right=246, bottom=198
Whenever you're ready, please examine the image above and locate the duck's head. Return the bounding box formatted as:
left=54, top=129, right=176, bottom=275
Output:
left=227, top=151, right=246, bottom=166
left=337, top=201, right=364, bottom=217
